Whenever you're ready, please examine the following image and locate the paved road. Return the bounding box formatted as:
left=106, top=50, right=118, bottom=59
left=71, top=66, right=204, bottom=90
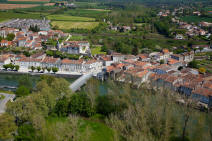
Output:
left=0, top=93, right=15, bottom=114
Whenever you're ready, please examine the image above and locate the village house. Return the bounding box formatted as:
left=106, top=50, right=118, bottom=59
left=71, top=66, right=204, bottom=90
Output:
left=0, top=54, right=12, bottom=69
left=17, top=57, right=42, bottom=71
left=60, top=41, right=90, bottom=55
left=61, top=59, right=84, bottom=73
left=41, top=56, right=61, bottom=69
left=192, top=87, right=212, bottom=108
left=0, top=40, right=12, bottom=47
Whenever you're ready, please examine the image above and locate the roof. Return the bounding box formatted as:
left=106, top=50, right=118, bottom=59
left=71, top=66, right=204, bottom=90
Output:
left=85, top=59, right=98, bottom=64
left=61, top=59, right=83, bottom=64
left=42, top=57, right=60, bottom=63
left=18, top=57, right=42, bottom=62
left=192, top=87, right=212, bottom=97
left=137, top=54, right=148, bottom=59
left=162, top=49, right=169, bottom=54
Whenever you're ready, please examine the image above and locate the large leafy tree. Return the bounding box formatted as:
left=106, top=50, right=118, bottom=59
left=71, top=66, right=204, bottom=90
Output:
left=0, top=114, right=17, bottom=140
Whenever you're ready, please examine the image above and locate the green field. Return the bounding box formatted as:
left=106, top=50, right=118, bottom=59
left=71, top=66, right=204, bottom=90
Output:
left=0, top=11, right=42, bottom=22
left=91, top=46, right=106, bottom=55
left=51, top=21, right=99, bottom=30
left=181, top=16, right=212, bottom=23
left=47, top=15, right=95, bottom=22
left=45, top=117, right=114, bottom=141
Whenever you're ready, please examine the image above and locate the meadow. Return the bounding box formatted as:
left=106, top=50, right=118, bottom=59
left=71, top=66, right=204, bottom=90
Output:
left=0, top=11, right=42, bottom=22
left=47, top=13, right=100, bottom=30
left=181, top=16, right=212, bottom=23
left=91, top=46, right=106, bottom=55
left=51, top=21, right=99, bottom=30
left=43, top=117, right=114, bottom=141
left=7, top=0, right=49, bottom=2
left=47, top=15, right=96, bottom=22
left=0, top=4, right=39, bottom=9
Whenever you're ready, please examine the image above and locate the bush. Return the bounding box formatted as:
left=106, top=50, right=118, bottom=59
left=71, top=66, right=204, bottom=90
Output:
left=54, top=97, right=69, bottom=117
left=96, top=95, right=127, bottom=116
left=15, top=86, right=30, bottom=97
left=15, top=124, right=36, bottom=141
left=68, top=93, right=95, bottom=117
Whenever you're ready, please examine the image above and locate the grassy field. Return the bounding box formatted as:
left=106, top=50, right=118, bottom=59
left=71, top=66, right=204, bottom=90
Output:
left=91, top=46, right=106, bottom=55
left=181, top=16, right=212, bottom=23
left=51, top=21, right=99, bottom=30
left=45, top=117, right=114, bottom=141
left=0, top=4, right=39, bottom=9
left=48, top=14, right=99, bottom=30
left=69, top=35, right=87, bottom=41
left=8, top=0, right=49, bottom=1
left=64, top=9, right=109, bottom=18
left=47, top=15, right=95, bottom=22
left=0, top=11, right=42, bottom=22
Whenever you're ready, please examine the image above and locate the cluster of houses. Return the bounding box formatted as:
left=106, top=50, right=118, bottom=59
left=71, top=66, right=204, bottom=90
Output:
left=0, top=53, right=102, bottom=74
left=176, top=21, right=211, bottom=38
left=0, top=18, right=51, bottom=31
left=0, top=27, right=68, bottom=50
left=108, top=24, right=132, bottom=32
left=59, top=41, right=91, bottom=55
left=100, top=49, right=212, bottom=109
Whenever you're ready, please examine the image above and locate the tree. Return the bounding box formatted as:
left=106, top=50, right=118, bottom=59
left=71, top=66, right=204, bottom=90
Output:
left=68, top=93, right=95, bottom=117
left=160, top=59, right=165, bottom=64
left=3, top=64, right=9, bottom=70
left=16, top=85, right=30, bottom=97
left=54, top=97, right=69, bottom=117
left=132, top=46, right=139, bottom=55
left=0, top=113, right=17, bottom=140
left=42, top=67, right=46, bottom=73
left=6, top=33, right=15, bottom=41
left=52, top=67, right=58, bottom=73
left=199, top=47, right=204, bottom=52
left=15, top=124, right=36, bottom=141
left=188, top=60, right=198, bottom=69
left=9, top=63, right=15, bottom=70
left=47, top=67, right=51, bottom=73
left=199, top=67, right=206, bottom=74
left=31, top=66, right=35, bottom=72
left=37, top=66, right=41, bottom=72
left=15, top=65, right=20, bottom=71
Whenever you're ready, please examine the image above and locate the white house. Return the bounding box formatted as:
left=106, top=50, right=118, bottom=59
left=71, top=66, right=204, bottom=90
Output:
left=60, top=41, right=90, bottom=55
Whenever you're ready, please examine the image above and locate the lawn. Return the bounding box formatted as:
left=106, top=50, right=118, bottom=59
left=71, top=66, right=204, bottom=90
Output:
left=45, top=117, right=114, bottom=141
left=0, top=11, right=42, bottom=21
left=91, top=46, right=106, bottom=55
left=47, top=15, right=95, bottom=22
left=69, top=35, right=87, bottom=41
left=181, top=16, right=212, bottom=23
left=51, top=21, right=99, bottom=30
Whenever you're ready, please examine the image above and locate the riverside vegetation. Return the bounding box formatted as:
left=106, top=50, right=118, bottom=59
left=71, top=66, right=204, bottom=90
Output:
left=0, top=76, right=211, bottom=141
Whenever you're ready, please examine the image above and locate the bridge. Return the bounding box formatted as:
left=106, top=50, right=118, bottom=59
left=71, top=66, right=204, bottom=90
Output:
left=69, top=72, right=93, bottom=92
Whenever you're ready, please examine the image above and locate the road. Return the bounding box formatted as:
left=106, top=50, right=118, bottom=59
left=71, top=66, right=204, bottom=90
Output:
left=0, top=93, right=15, bottom=114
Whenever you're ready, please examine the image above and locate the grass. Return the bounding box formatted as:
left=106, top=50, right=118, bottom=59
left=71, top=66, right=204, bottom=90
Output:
left=91, top=46, right=106, bottom=55
left=64, top=9, right=108, bottom=18
left=0, top=95, right=5, bottom=100
left=51, top=21, right=99, bottom=30
left=69, top=35, right=87, bottom=41
left=45, top=117, right=114, bottom=141
left=181, top=16, right=212, bottom=23
left=47, top=15, right=95, bottom=22
left=0, top=11, right=42, bottom=21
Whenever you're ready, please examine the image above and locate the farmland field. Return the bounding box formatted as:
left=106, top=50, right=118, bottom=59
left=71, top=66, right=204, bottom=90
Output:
left=47, top=15, right=95, bottom=22
left=8, top=0, right=49, bottom=1
left=51, top=21, right=99, bottom=30
left=0, top=4, right=39, bottom=9
left=181, top=16, right=212, bottom=23
left=0, top=11, right=42, bottom=22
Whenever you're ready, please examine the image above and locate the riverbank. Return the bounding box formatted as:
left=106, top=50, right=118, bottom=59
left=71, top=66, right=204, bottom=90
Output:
left=0, top=70, right=81, bottom=79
